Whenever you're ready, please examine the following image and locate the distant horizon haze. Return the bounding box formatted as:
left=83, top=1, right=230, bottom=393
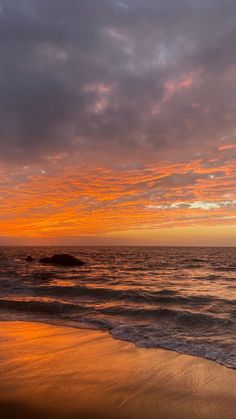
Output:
left=1, top=225, right=236, bottom=247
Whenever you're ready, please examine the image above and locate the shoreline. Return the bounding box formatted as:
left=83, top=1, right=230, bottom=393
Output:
left=0, top=320, right=235, bottom=419
left=0, top=315, right=235, bottom=371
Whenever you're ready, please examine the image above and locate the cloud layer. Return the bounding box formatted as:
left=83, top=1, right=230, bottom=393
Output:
left=0, top=0, right=236, bottom=164
left=0, top=146, right=235, bottom=239
left=0, top=1, right=236, bottom=243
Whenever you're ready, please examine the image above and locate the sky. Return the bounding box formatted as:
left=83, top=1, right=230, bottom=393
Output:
left=0, top=0, right=236, bottom=246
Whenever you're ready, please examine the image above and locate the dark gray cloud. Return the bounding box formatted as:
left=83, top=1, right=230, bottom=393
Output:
left=0, top=0, right=236, bottom=164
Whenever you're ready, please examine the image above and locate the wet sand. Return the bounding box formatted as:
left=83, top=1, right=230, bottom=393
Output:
left=0, top=321, right=235, bottom=419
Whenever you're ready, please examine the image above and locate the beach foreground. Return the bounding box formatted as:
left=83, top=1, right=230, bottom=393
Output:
left=0, top=321, right=235, bottom=419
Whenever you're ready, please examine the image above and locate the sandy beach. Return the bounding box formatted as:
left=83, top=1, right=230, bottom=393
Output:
left=0, top=321, right=235, bottom=419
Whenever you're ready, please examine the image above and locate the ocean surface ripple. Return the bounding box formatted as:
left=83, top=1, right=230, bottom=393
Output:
left=0, top=246, right=235, bottom=369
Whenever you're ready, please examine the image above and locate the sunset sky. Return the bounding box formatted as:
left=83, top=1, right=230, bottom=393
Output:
left=0, top=0, right=236, bottom=246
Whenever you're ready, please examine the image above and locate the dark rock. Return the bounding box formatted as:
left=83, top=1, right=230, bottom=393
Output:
left=25, top=256, right=34, bottom=262
left=39, top=254, right=85, bottom=267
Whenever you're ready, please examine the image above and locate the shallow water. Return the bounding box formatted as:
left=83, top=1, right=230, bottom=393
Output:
left=0, top=246, right=235, bottom=369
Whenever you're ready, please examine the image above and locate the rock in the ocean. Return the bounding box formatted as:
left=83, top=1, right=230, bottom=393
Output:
left=25, top=256, right=34, bottom=262
left=39, top=254, right=85, bottom=266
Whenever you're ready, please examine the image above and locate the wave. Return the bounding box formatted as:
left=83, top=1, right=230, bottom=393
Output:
left=214, top=266, right=236, bottom=272
left=33, top=285, right=233, bottom=314
left=34, top=284, right=218, bottom=306
left=98, top=305, right=233, bottom=328
left=0, top=298, right=233, bottom=330
left=0, top=298, right=85, bottom=315
left=194, top=274, right=221, bottom=281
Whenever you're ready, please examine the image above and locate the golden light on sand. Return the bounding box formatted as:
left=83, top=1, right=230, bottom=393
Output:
left=0, top=322, right=236, bottom=419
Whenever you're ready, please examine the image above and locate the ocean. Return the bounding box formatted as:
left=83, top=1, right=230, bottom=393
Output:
left=0, top=246, right=235, bottom=369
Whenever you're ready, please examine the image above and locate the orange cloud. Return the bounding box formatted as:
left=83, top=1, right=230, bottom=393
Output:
left=0, top=149, right=235, bottom=242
